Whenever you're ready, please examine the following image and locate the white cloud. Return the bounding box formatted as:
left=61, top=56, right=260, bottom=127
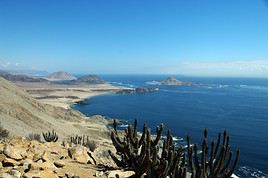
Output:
left=164, top=60, right=268, bottom=77
left=0, top=60, right=21, bottom=70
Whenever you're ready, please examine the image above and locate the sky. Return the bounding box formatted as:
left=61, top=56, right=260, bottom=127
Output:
left=1, top=0, right=268, bottom=77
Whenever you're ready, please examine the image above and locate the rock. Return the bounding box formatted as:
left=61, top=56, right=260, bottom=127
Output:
left=54, top=160, right=65, bottom=168
left=95, top=171, right=104, bottom=177
left=3, top=145, right=23, bottom=160
left=0, top=153, right=6, bottom=162
left=39, top=170, right=58, bottom=178
left=19, top=159, right=32, bottom=172
left=2, top=157, right=19, bottom=167
left=107, top=170, right=135, bottom=178
left=0, top=173, right=13, bottom=178
left=67, top=146, right=87, bottom=164
left=33, top=151, right=49, bottom=162
left=10, top=169, right=22, bottom=178
left=30, top=161, right=56, bottom=171
left=22, top=170, right=41, bottom=178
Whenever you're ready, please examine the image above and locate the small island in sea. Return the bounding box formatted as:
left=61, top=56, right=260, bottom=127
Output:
left=147, top=76, right=195, bottom=86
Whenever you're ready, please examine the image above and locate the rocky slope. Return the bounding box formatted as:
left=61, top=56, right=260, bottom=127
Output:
left=47, top=72, right=77, bottom=81
left=0, top=137, right=134, bottom=178
left=0, top=77, right=108, bottom=139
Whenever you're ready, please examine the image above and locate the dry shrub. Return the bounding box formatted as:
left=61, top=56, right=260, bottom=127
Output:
left=0, top=122, right=9, bottom=139
left=27, top=133, right=41, bottom=142
left=85, top=140, right=97, bottom=152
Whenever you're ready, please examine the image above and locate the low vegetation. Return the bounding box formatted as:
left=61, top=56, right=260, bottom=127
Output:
left=0, top=122, right=9, bottom=139
left=109, top=119, right=240, bottom=178
left=42, top=130, right=58, bottom=142
left=70, top=135, right=97, bottom=152
left=27, top=133, right=41, bottom=142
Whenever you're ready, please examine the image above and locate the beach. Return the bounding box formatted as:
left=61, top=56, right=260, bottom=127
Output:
left=15, top=81, right=127, bottom=109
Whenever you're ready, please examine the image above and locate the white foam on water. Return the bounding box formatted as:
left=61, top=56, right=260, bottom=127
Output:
left=231, top=174, right=240, bottom=178
left=119, top=124, right=128, bottom=128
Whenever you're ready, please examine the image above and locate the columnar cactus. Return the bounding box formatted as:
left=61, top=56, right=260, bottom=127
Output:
left=186, top=129, right=240, bottom=178
left=42, top=130, right=58, bottom=142
left=109, top=119, right=185, bottom=178
left=109, top=119, right=240, bottom=178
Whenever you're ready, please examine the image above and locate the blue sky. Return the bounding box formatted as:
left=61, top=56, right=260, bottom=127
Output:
left=1, top=0, right=268, bottom=76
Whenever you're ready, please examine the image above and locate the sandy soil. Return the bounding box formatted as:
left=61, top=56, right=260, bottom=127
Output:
left=15, top=82, right=126, bottom=109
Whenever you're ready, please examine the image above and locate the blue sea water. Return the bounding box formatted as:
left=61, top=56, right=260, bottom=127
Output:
left=73, top=75, right=268, bottom=178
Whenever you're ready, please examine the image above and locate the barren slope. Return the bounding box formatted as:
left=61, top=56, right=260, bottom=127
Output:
left=0, top=77, right=108, bottom=139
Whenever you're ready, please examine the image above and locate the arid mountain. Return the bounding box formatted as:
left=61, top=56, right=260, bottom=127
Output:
left=0, top=77, right=106, bottom=138
left=0, top=71, right=48, bottom=82
left=76, top=75, right=105, bottom=84
left=47, top=71, right=77, bottom=81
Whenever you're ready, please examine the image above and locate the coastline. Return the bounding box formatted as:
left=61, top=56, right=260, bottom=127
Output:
left=15, top=81, right=129, bottom=109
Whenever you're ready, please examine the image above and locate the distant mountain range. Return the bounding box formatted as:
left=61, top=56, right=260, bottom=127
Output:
left=46, top=71, right=77, bottom=81
left=0, top=69, right=49, bottom=76
left=0, top=70, right=48, bottom=82
left=0, top=70, right=105, bottom=84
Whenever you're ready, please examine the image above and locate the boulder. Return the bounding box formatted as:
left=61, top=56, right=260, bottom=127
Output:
left=53, top=160, right=65, bottom=168
left=2, top=157, right=19, bottom=167
left=30, top=160, right=56, bottom=171
left=3, top=145, right=23, bottom=160
left=33, top=151, right=49, bottom=162
left=107, top=170, right=135, bottom=178
left=10, top=169, right=22, bottom=178
left=68, top=146, right=97, bottom=165
left=0, top=173, right=13, bottom=178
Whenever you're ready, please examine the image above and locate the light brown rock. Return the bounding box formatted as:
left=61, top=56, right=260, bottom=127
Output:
left=107, top=170, right=135, bottom=178
left=0, top=153, right=6, bottom=162
left=10, top=169, right=22, bottom=178
left=3, top=145, right=23, bottom=160
left=68, top=146, right=96, bottom=165
left=0, top=173, right=13, bottom=178
left=30, top=161, right=56, bottom=171
left=54, top=160, right=65, bottom=168
left=2, top=157, right=19, bottom=167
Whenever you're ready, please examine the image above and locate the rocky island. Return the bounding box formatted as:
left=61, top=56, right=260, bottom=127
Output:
left=147, top=76, right=195, bottom=86
left=115, top=87, right=159, bottom=94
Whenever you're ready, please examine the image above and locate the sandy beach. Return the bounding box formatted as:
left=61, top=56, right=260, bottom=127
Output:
left=15, top=81, right=127, bottom=109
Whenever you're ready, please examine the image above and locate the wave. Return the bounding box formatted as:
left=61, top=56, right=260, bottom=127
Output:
left=118, top=124, right=128, bottom=128
left=109, top=81, right=135, bottom=88
left=237, top=85, right=268, bottom=91
left=235, top=166, right=268, bottom=178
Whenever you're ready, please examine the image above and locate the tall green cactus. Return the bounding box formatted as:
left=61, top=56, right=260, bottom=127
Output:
left=109, top=119, right=240, bottom=178
left=186, top=129, right=240, bottom=178
left=109, top=119, right=186, bottom=178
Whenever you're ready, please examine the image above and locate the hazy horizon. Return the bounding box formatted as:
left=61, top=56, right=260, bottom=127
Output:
left=1, top=0, right=268, bottom=77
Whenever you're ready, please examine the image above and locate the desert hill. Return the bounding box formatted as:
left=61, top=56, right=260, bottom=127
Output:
left=0, top=71, right=48, bottom=83
left=0, top=77, right=108, bottom=139
left=47, top=71, right=77, bottom=81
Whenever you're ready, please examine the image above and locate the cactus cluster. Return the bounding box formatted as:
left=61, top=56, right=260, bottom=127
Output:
left=109, top=119, right=186, bottom=178
left=186, top=129, right=240, bottom=178
left=70, top=135, right=97, bottom=152
left=109, top=119, right=240, bottom=178
left=42, top=130, right=58, bottom=142
left=70, top=135, right=89, bottom=145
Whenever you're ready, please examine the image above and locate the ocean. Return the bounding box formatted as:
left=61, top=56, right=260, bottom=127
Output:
left=73, top=75, right=268, bottom=178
